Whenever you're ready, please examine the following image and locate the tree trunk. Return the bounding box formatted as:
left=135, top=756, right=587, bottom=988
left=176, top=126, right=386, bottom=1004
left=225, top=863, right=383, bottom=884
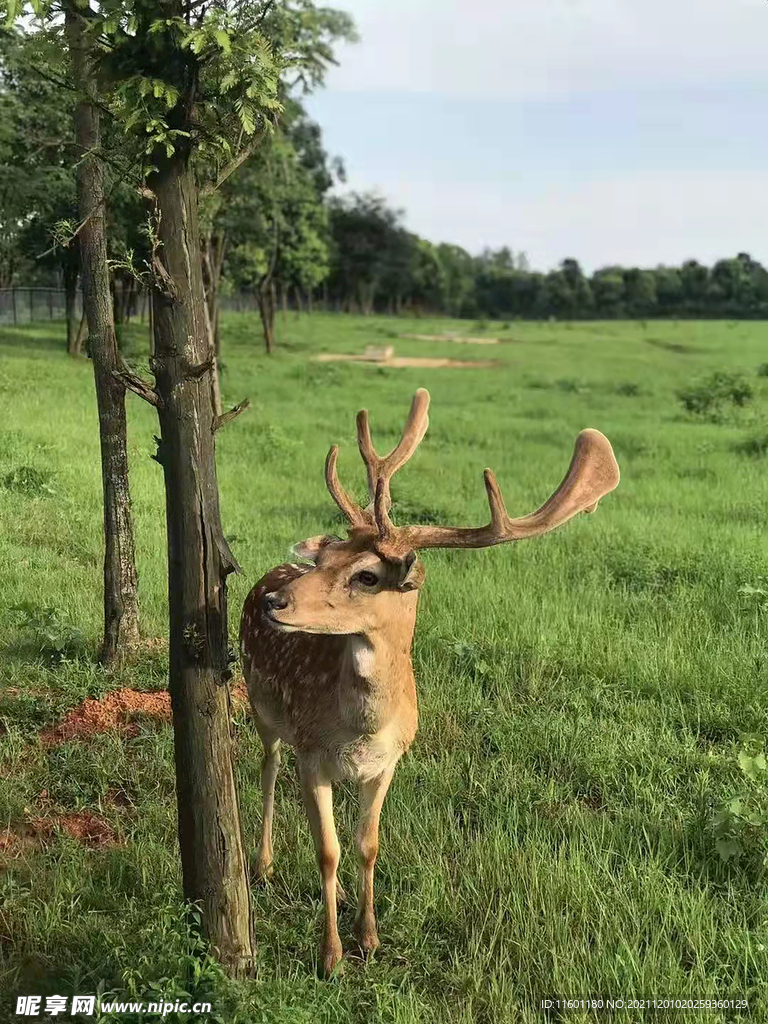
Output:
left=122, top=279, right=136, bottom=323
left=148, top=151, right=254, bottom=976
left=73, top=309, right=88, bottom=355
left=66, top=5, right=139, bottom=665
left=65, top=262, right=80, bottom=355
left=203, top=283, right=223, bottom=418
left=258, top=281, right=275, bottom=354
left=201, top=234, right=225, bottom=418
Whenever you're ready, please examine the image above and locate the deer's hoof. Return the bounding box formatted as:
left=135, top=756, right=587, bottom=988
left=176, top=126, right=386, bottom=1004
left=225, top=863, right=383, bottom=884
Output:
left=321, top=937, right=344, bottom=977
left=251, top=856, right=274, bottom=882
left=353, top=914, right=380, bottom=955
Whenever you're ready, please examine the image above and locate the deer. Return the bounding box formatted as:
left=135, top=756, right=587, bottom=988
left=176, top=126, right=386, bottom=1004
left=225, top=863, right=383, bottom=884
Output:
left=240, top=388, right=619, bottom=975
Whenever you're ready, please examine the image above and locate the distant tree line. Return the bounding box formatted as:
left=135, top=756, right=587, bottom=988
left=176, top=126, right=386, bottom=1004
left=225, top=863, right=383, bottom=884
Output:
left=320, top=195, right=768, bottom=321
left=3, top=28, right=768, bottom=333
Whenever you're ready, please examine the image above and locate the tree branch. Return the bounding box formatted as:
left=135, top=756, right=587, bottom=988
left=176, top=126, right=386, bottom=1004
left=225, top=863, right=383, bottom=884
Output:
left=151, top=253, right=181, bottom=302
left=213, top=398, right=250, bottom=432
left=114, top=360, right=162, bottom=408
left=200, top=139, right=262, bottom=198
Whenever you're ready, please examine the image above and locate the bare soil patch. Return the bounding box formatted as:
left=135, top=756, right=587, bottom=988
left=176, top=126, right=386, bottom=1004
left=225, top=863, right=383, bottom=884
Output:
left=40, top=688, right=172, bottom=746
left=0, top=811, right=120, bottom=857
left=398, top=333, right=501, bottom=345
left=40, top=683, right=249, bottom=747
left=314, top=353, right=500, bottom=370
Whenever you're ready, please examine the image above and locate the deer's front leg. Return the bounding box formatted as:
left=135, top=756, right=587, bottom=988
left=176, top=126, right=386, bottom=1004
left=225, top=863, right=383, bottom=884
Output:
left=354, top=763, right=396, bottom=955
left=298, top=762, right=343, bottom=975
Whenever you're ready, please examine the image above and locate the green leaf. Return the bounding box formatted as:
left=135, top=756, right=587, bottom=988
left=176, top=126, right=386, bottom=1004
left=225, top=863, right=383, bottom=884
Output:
left=716, top=838, right=742, bottom=862
left=739, top=749, right=767, bottom=781
left=214, top=30, right=231, bottom=53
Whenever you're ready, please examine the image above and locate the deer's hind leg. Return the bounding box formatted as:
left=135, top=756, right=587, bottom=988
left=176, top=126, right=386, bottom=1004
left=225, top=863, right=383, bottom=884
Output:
left=252, top=712, right=281, bottom=880
left=354, top=763, right=396, bottom=955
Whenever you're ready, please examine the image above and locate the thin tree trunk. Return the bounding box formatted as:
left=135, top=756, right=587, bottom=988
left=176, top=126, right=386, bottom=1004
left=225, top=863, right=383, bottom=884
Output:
left=270, top=280, right=277, bottom=345
left=65, top=263, right=80, bottom=355
left=203, top=282, right=223, bottom=418
left=66, top=4, right=139, bottom=664
left=73, top=309, right=88, bottom=355
left=201, top=234, right=224, bottom=417
left=258, top=285, right=274, bottom=354
left=148, top=150, right=254, bottom=975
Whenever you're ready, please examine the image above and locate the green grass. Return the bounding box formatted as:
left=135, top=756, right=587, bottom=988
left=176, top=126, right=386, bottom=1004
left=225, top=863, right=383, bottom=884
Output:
left=1, top=313, right=768, bottom=1023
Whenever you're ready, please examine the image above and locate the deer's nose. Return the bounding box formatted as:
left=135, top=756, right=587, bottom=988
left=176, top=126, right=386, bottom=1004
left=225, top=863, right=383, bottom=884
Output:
left=263, top=591, right=289, bottom=614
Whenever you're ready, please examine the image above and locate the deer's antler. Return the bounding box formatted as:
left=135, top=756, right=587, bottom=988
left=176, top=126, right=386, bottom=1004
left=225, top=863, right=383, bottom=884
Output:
left=396, top=427, right=619, bottom=551
left=325, top=389, right=619, bottom=552
left=325, top=389, right=431, bottom=530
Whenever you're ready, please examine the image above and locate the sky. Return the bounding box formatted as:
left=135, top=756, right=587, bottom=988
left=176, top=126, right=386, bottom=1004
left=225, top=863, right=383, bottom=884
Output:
left=304, top=0, right=768, bottom=272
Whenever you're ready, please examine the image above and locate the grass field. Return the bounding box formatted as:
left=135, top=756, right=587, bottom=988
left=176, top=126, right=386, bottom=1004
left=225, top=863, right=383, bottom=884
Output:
left=1, top=313, right=767, bottom=1023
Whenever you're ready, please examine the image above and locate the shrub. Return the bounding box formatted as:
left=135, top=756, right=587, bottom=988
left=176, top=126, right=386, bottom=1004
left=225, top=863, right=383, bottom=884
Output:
left=676, top=371, right=753, bottom=418
left=11, top=603, right=87, bottom=665
left=714, top=736, right=768, bottom=871
left=757, top=363, right=768, bottom=377
left=555, top=377, right=588, bottom=393
left=615, top=382, right=642, bottom=397
left=734, top=433, right=768, bottom=458
left=1, top=465, right=55, bottom=497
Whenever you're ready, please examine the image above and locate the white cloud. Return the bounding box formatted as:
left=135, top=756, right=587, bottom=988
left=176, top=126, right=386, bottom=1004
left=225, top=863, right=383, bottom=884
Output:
left=336, top=170, right=768, bottom=271
left=327, top=0, right=768, bottom=99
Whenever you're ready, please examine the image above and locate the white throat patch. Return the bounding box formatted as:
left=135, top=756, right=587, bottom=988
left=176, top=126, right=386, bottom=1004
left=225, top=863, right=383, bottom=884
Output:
left=350, top=636, right=376, bottom=679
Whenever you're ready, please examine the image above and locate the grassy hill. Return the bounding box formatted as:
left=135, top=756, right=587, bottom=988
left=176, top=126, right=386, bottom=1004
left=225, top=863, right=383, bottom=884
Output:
left=1, top=313, right=766, bottom=1022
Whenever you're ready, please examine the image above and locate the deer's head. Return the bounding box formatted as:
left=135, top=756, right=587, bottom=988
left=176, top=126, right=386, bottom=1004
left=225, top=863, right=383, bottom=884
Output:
left=262, top=389, right=619, bottom=636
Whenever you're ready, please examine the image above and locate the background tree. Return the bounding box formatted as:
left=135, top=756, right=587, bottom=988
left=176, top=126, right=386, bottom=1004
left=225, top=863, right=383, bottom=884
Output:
left=64, top=7, right=140, bottom=663
left=15, top=0, right=353, bottom=974
left=221, top=131, right=331, bottom=351
left=0, top=30, right=83, bottom=347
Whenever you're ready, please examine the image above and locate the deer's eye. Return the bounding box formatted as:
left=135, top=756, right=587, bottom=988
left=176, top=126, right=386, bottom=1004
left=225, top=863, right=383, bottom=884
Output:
left=355, top=570, right=379, bottom=588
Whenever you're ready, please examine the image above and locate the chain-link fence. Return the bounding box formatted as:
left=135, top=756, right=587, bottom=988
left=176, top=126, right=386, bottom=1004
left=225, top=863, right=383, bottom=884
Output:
left=0, top=288, right=84, bottom=326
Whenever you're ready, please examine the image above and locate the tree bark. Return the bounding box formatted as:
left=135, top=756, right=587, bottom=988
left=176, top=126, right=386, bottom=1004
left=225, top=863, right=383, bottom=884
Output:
left=66, top=5, right=139, bottom=664
left=148, top=151, right=254, bottom=976
left=257, top=282, right=275, bottom=354
left=201, top=233, right=225, bottom=417
left=64, top=258, right=80, bottom=355
left=73, top=309, right=88, bottom=355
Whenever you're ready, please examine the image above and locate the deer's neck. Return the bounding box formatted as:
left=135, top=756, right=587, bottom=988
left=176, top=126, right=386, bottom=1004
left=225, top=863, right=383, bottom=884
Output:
left=343, top=614, right=417, bottom=692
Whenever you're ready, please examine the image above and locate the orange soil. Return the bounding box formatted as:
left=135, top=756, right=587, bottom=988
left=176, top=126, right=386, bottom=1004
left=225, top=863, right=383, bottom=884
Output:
left=0, top=811, right=119, bottom=856
left=40, top=682, right=249, bottom=746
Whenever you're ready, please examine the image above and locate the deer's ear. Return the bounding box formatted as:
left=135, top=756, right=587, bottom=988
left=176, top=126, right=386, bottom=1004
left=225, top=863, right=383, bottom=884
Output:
left=290, top=534, right=339, bottom=564
left=398, top=550, right=425, bottom=592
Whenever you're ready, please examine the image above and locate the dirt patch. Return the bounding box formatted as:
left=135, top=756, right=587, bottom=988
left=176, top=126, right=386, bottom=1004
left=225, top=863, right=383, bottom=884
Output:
left=398, top=333, right=500, bottom=345
left=314, top=353, right=500, bottom=369
left=0, top=811, right=120, bottom=857
left=40, top=684, right=249, bottom=746
left=0, top=827, right=38, bottom=856
left=40, top=688, right=172, bottom=746
left=34, top=811, right=120, bottom=847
